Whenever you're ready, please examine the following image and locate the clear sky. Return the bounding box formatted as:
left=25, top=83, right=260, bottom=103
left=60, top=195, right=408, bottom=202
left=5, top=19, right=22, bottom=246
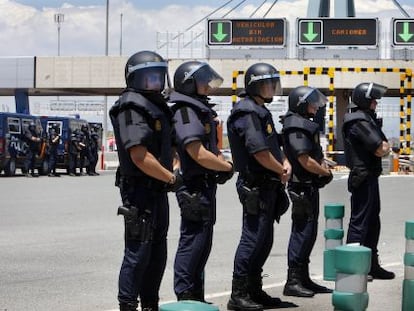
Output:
left=0, top=0, right=412, bottom=57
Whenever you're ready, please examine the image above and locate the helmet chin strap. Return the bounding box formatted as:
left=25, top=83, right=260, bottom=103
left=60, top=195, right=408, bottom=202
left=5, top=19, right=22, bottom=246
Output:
left=257, top=94, right=273, bottom=103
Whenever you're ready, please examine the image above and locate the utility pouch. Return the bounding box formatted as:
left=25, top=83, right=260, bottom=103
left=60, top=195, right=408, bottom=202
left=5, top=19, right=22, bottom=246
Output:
left=126, top=211, right=153, bottom=241
left=118, top=205, right=153, bottom=241
left=348, top=167, right=369, bottom=191
left=179, top=191, right=209, bottom=222
left=274, top=186, right=290, bottom=223
left=288, top=190, right=313, bottom=221
left=242, top=185, right=261, bottom=215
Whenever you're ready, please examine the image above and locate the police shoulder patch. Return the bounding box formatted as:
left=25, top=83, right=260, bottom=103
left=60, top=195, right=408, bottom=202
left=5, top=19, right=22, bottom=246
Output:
left=205, top=123, right=211, bottom=134
left=266, top=123, right=273, bottom=134
left=155, top=119, right=162, bottom=131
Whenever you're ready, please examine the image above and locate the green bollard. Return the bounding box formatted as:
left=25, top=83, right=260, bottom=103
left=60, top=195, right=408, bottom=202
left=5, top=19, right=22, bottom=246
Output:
left=160, top=300, right=219, bottom=311
left=402, top=221, right=414, bottom=311
left=332, top=244, right=371, bottom=311
left=324, top=203, right=345, bottom=281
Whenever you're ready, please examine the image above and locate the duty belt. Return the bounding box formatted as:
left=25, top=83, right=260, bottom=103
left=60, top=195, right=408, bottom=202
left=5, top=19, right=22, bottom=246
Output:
left=240, top=172, right=282, bottom=189
left=184, top=173, right=216, bottom=188
left=124, top=175, right=165, bottom=191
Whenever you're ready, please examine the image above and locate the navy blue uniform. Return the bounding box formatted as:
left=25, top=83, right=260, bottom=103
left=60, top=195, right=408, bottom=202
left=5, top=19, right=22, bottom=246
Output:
left=343, top=111, right=385, bottom=255
left=23, top=127, right=41, bottom=175
left=110, top=90, right=175, bottom=308
left=282, top=111, right=323, bottom=268
left=227, top=97, right=285, bottom=279
left=89, top=131, right=100, bottom=174
left=170, top=92, right=219, bottom=299
left=48, top=129, right=60, bottom=175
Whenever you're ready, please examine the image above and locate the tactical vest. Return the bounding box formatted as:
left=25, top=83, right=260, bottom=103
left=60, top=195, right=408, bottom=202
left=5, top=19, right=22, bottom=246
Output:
left=170, top=92, right=218, bottom=177
left=343, top=110, right=384, bottom=175
left=109, top=90, right=173, bottom=177
left=227, top=97, right=284, bottom=175
left=282, top=111, right=323, bottom=182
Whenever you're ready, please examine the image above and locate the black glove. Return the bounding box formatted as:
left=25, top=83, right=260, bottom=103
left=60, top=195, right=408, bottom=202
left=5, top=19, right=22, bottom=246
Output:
left=165, top=169, right=184, bottom=192
left=215, top=161, right=234, bottom=184
left=315, top=170, right=333, bottom=188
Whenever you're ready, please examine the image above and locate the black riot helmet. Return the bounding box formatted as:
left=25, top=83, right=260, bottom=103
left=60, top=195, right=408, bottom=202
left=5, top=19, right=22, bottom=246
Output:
left=124, top=50, right=169, bottom=93
left=81, top=124, right=89, bottom=133
left=244, top=63, right=282, bottom=103
left=173, top=61, right=223, bottom=96
left=351, top=82, right=387, bottom=110
left=28, top=121, right=36, bottom=132
left=288, top=86, right=327, bottom=117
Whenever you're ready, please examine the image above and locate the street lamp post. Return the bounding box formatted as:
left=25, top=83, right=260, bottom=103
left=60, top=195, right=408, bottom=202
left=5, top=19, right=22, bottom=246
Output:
left=120, top=13, right=123, bottom=56
left=103, top=0, right=109, bottom=167
left=54, top=13, right=64, bottom=56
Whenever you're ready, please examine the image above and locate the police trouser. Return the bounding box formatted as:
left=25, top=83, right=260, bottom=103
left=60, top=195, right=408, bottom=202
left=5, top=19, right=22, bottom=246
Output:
left=68, top=152, right=78, bottom=174
left=80, top=149, right=92, bottom=173
left=287, top=184, right=319, bottom=268
left=24, top=149, right=36, bottom=173
left=233, top=177, right=279, bottom=278
left=91, top=148, right=99, bottom=173
left=118, top=183, right=169, bottom=306
left=174, top=176, right=217, bottom=296
left=48, top=148, right=57, bottom=173
left=346, top=175, right=380, bottom=256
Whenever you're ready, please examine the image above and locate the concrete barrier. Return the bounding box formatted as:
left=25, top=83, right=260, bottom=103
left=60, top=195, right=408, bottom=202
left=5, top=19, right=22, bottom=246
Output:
left=332, top=244, right=371, bottom=311
left=160, top=300, right=219, bottom=311
left=402, top=221, right=414, bottom=311
left=323, top=203, right=345, bottom=281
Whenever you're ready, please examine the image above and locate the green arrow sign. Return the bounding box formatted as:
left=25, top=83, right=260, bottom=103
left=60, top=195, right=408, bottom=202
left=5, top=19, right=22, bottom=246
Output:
left=298, top=20, right=322, bottom=45
left=213, top=22, right=228, bottom=42
left=398, top=22, right=414, bottom=42
left=304, top=22, right=319, bottom=42
left=208, top=20, right=231, bottom=45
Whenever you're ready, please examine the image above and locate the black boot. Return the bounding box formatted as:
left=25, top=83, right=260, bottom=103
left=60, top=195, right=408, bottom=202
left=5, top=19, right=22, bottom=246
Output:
left=369, top=255, right=395, bottom=280
left=283, top=268, right=314, bottom=298
left=227, top=276, right=263, bottom=311
left=248, top=274, right=281, bottom=308
left=141, top=302, right=158, bottom=311
left=193, top=288, right=213, bottom=304
left=177, top=290, right=198, bottom=301
left=119, top=302, right=138, bottom=311
left=302, top=265, right=332, bottom=294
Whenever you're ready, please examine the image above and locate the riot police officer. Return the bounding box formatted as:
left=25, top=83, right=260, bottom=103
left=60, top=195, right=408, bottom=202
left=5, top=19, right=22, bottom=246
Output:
left=89, top=125, right=100, bottom=175
left=48, top=124, right=61, bottom=177
left=23, top=121, right=42, bottom=177
left=343, top=82, right=395, bottom=280
left=227, top=63, right=291, bottom=311
left=282, top=86, right=333, bottom=298
left=170, top=61, right=234, bottom=302
left=68, top=128, right=81, bottom=176
left=109, top=50, right=182, bottom=311
left=79, top=124, right=93, bottom=176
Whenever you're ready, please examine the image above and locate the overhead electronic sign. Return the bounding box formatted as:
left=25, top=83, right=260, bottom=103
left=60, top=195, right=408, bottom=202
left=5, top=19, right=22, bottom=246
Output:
left=208, top=19, right=286, bottom=46
left=298, top=18, right=378, bottom=46
left=393, top=18, right=414, bottom=45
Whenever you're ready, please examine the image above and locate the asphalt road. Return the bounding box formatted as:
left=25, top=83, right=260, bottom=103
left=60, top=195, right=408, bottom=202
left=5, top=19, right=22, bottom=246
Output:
left=0, top=171, right=412, bottom=311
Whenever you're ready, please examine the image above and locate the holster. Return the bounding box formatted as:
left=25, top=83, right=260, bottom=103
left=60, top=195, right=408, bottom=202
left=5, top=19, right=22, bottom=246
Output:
left=241, top=185, right=261, bottom=215
left=178, top=190, right=210, bottom=222
left=118, top=205, right=154, bottom=241
left=288, top=189, right=313, bottom=221
left=348, top=167, right=369, bottom=191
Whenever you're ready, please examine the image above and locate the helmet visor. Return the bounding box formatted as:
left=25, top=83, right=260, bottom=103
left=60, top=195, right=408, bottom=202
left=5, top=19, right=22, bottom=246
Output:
left=186, top=63, right=224, bottom=89
left=249, top=73, right=282, bottom=96
left=365, top=83, right=387, bottom=100
left=143, top=68, right=166, bottom=91
left=126, top=61, right=168, bottom=79
left=300, top=88, right=327, bottom=108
